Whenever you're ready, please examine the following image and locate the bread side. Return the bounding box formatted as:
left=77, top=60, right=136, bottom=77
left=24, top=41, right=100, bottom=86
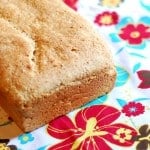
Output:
left=0, top=0, right=116, bottom=131
left=0, top=69, right=115, bottom=131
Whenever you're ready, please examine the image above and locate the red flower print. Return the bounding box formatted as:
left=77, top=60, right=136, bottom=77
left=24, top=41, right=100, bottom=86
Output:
left=119, top=24, right=150, bottom=45
left=63, top=0, right=78, bottom=10
left=122, top=102, right=145, bottom=117
left=137, top=70, right=150, bottom=89
left=47, top=105, right=137, bottom=150
left=94, top=11, right=119, bottom=26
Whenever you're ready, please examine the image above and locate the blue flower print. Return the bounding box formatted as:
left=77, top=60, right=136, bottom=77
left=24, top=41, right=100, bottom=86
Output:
left=18, top=133, right=34, bottom=144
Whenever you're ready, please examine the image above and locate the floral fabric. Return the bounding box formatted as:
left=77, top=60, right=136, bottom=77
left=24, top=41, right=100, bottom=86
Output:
left=0, top=0, right=150, bottom=150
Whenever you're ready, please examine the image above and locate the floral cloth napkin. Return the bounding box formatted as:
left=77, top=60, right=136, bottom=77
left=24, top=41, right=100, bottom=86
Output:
left=0, top=0, right=150, bottom=150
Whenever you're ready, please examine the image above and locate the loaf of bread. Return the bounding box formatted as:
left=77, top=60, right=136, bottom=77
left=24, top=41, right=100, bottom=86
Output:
left=0, top=0, right=116, bottom=131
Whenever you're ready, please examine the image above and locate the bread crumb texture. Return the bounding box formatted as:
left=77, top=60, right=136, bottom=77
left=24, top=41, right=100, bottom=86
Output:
left=0, top=0, right=116, bottom=131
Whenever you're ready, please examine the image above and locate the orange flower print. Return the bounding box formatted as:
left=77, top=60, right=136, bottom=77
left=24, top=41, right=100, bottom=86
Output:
left=94, top=11, right=119, bottom=26
left=47, top=105, right=137, bottom=150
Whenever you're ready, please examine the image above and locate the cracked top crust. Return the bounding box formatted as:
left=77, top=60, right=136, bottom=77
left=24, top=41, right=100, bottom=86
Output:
left=0, top=0, right=115, bottom=101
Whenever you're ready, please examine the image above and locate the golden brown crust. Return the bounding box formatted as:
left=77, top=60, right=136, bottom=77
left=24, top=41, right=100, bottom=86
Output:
left=0, top=0, right=116, bottom=131
left=0, top=69, right=116, bottom=131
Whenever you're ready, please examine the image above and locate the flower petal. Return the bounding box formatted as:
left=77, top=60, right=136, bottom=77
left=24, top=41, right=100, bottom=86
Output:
left=137, top=70, right=150, bottom=80
left=119, top=24, right=135, bottom=40
left=137, top=70, right=150, bottom=88
left=136, top=24, right=148, bottom=31
left=93, top=136, right=112, bottom=150
left=94, top=11, right=119, bottom=26
left=139, top=124, right=150, bottom=136
left=47, top=115, right=78, bottom=139
left=136, top=24, right=150, bottom=38
left=76, top=105, right=120, bottom=129
left=63, top=0, right=78, bottom=10
left=138, top=81, right=150, bottom=89
left=101, top=123, right=137, bottom=146
left=77, top=137, right=94, bottom=150
left=79, top=137, right=112, bottom=150
left=48, top=137, right=75, bottom=150
left=128, top=37, right=142, bottom=45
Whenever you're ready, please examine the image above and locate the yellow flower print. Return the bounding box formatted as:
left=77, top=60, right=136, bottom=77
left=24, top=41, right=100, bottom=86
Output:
left=101, top=0, right=124, bottom=7
left=0, top=143, right=10, bottom=150
left=113, top=128, right=132, bottom=143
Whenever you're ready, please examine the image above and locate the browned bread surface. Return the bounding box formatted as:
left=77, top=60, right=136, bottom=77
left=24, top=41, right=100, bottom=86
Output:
left=0, top=0, right=116, bottom=131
